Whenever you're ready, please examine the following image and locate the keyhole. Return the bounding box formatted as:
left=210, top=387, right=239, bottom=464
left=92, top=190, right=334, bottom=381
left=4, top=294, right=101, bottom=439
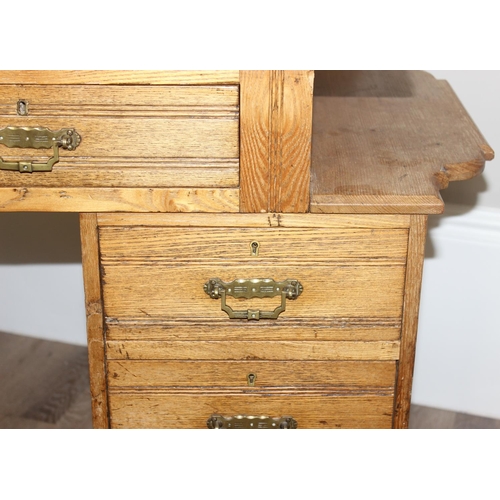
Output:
left=17, top=100, right=29, bottom=116
left=250, top=241, right=260, bottom=257
left=247, top=373, right=256, bottom=386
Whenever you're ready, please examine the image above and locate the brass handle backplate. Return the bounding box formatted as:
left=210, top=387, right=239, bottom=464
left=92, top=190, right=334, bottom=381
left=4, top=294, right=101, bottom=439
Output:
left=207, top=415, right=298, bottom=429
left=0, top=126, right=81, bottom=172
left=204, top=278, right=303, bottom=320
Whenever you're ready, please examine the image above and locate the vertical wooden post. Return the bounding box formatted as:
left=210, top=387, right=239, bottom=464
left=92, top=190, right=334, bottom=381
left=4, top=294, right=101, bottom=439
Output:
left=393, top=215, right=428, bottom=428
left=80, top=213, right=109, bottom=428
left=239, top=70, right=314, bottom=213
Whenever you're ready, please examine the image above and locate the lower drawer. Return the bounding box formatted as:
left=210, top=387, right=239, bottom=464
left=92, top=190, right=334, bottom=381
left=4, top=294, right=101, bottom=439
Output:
left=107, top=360, right=397, bottom=388
left=107, top=360, right=397, bottom=428
left=108, top=391, right=395, bottom=429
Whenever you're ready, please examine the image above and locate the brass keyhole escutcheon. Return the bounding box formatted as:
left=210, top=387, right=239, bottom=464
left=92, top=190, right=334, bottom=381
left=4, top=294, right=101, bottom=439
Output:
left=250, top=241, right=260, bottom=257
left=17, top=100, right=29, bottom=116
left=247, top=373, right=257, bottom=386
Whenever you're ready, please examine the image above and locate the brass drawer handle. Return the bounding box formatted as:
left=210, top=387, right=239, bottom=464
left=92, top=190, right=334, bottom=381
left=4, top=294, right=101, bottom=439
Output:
left=207, top=415, right=298, bottom=429
left=0, top=126, right=81, bottom=172
left=204, top=278, right=303, bottom=320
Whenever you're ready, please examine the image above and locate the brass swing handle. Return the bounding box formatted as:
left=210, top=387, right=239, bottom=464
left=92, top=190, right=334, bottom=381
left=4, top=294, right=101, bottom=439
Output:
left=207, top=415, right=298, bottom=429
left=203, top=278, right=303, bottom=320
left=0, top=126, right=81, bottom=172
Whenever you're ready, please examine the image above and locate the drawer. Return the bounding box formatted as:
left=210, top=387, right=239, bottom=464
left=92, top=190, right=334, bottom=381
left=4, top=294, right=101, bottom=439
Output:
left=107, top=358, right=397, bottom=429
left=99, top=225, right=407, bottom=323
left=107, top=360, right=397, bottom=388
left=107, top=391, right=395, bottom=429
left=105, top=339, right=401, bottom=361
left=105, top=321, right=402, bottom=342
left=0, top=84, right=239, bottom=211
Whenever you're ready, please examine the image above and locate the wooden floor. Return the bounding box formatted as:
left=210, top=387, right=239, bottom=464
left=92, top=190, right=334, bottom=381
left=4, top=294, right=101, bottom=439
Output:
left=1, top=331, right=499, bottom=429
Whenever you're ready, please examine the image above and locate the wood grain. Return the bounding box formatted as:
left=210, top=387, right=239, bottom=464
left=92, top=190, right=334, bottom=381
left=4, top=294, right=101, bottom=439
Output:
left=393, top=215, right=427, bottom=428
left=5, top=332, right=498, bottom=429
left=108, top=392, right=395, bottom=429
left=0, top=71, right=240, bottom=85
left=239, top=70, right=313, bottom=213
left=105, top=321, right=402, bottom=342
left=311, top=71, right=494, bottom=214
left=101, top=263, right=405, bottom=321
left=0, top=187, right=239, bottom=212
left=98, top=226, right=408, bottom=262
left=96, top=212, right=411, bottom=229
left=0, top=116, right=238, bottom=162
left=4, top=331, right=499, bottom=429
left=0, top=82, right=239, bottom=211
left=0, top=84, right=239, bottom=110
left=79, top=213, right=108, bottom=428
left=107, top=360, right=397, bottom=388
left=105, top=340, right=401, bottom=361
left=0, top=162, right=239, bottom=189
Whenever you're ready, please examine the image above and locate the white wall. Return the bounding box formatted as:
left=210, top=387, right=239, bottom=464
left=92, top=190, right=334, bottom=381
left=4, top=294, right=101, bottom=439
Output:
left=412, top=204, right=500, bottom=419
left=0, top=213, right=87, bottom=345
left=0, top=71, right=498, bottom=418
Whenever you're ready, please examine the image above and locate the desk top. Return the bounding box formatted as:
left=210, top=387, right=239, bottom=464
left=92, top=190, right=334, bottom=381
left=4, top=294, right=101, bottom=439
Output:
left=310, top=71, right=494, bottom=214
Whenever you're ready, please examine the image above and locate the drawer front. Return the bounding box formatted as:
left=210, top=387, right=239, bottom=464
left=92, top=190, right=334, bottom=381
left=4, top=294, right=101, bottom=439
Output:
left=105, top=340, right=400, bottom=361
left=0, top=84, right=239, bottom=212
left=100, top=226, right=407, bottom=323
left=98, top=226, right=408, bottom=261
left=103, top=263, right=405, bottom=320
left=107, top=360, right=397, bottom=388
left=108, top=391, right=395, bottom=429
left=105, top=322, right=402, bottom=342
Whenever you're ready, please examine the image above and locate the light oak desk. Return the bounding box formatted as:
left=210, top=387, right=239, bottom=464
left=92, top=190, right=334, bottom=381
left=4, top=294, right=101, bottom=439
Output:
left=0, top=71, right=493, bottom=428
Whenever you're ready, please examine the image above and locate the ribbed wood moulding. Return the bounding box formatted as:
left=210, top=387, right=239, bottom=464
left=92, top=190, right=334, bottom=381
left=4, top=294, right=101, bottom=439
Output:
left=0, top=71, right=240, bottom=85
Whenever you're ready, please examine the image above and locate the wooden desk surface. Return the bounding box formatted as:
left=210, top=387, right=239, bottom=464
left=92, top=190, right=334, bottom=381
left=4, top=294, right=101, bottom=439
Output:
left=310, top=70, right=494, bottom=214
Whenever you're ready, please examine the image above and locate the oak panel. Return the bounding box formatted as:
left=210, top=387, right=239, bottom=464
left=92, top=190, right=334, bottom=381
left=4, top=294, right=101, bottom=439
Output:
left=102, top=263, right=406, bottom=320
left=0, top=161, right=239, bottom=189
left=99, top=227, right=408, bottom=262
left=311, top=71, right=494, bottom=214
left=0, top=187, right=239, bottom=212
left=0, top=71, right=240, bottom=85
left=107, top=360, right=397, bottom=388
left=0, top=84, right=239, bottom=110
left=0, top=83, right=239, bottom=210
left=97, top=212, right=412, bottom=229
left=108, top=392, right=395, bottom=429
left=79, top=214, right=108, bottom=428
left=105, top=340, right=401, bottom=361
left=105, top=321, right=402, bottom=342
left=239, top=70, right=313, bottom=213
left=0, top=116, right=238, bottom=162
left=394, top=215, right=427, bottom=428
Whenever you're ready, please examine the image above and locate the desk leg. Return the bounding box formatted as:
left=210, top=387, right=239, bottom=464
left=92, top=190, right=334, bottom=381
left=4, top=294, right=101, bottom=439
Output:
left=393, top=215, right=427, bottom=428
left=80, top=213, right=109, bottom=428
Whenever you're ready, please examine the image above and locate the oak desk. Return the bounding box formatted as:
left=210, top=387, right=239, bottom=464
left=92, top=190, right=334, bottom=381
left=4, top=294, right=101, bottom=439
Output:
left=0, top=71, right=493, bottom=428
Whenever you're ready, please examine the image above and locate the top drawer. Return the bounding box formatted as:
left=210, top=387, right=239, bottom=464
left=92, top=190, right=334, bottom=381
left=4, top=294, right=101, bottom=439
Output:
left=98, top=215, right=408, bottom=323
left=0, top=82, right=239, bottom=212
